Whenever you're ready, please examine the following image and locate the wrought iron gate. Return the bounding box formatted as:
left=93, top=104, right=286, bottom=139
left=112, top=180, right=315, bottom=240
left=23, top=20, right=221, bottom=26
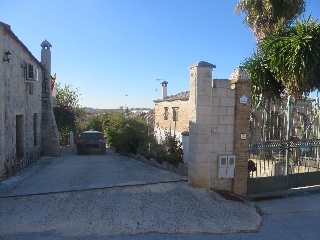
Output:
left=248, top=95, right=320, bottom=194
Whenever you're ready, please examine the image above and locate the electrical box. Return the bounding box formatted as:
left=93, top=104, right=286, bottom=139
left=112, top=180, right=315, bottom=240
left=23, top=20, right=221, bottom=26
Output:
left=218, top=155, right=228, bottom=179
left=218, top=154, right=236, bottom=179
left=226, top=155, right=235, bottom=178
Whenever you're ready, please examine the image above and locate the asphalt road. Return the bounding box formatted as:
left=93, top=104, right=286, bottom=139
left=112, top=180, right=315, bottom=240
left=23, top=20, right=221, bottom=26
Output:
left=1, top=149, right=319, bottom=239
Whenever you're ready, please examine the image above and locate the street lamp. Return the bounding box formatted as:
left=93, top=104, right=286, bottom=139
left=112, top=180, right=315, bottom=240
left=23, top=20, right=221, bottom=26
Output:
left=3, top=51, right=12, bottom=63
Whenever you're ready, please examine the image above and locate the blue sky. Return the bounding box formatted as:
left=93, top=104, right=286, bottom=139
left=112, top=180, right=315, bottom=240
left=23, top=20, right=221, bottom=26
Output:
left=2, top=0, right=320, bottom=109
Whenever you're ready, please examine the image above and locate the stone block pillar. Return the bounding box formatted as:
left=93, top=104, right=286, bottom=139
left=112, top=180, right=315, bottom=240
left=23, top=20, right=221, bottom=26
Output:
left=188, top=61, right=216, bottom=188
left=230, top=67, right=252, bottom=194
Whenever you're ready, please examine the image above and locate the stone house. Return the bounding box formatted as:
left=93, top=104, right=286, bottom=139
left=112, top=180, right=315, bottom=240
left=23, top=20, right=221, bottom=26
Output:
left=0, top=21, right=59, bottom=180
left=154, top=82, right=189, bottom=137
left=153, top=82, right=190, bottom=163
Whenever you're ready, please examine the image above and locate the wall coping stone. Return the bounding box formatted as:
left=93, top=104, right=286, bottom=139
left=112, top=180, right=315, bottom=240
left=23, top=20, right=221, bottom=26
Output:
left=189, top=61, right=216, bottom=69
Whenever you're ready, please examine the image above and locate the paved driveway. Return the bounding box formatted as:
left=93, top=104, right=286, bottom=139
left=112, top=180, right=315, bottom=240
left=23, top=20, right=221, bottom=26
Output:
left=0, top=149, right=186, bottom=197
left=0, top=149, right=261, bottom=239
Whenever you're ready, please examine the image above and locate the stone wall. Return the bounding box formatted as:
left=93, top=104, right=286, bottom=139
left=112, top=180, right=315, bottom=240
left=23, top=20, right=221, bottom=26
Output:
left=231, top=69, right=252, bottom=194
left=187, top=63, right=251, bottom=194
left=209, top=79, right=236, bottom=192
left=0, top=23, right=60, bottom=180
left=188, top=61, right=215, bottom=189
left=0, top=23, right=43, bottom=179
left=0, top=24, right=5, bottom=178
left=153, top=61, right=252, bottom=194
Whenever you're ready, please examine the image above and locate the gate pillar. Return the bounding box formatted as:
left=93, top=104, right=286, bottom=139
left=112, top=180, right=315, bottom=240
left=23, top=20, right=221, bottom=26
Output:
left=188, top=61, right=216, bottom=188
left=230, top=67, right=252, bottom=195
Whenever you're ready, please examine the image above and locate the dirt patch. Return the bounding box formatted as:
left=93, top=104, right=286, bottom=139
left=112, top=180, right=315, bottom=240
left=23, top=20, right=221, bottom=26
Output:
left=214, top=189, right=246, bottom=202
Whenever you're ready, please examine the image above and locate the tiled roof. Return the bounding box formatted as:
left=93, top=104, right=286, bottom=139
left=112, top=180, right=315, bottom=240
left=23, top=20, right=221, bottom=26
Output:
left=154, top=91, right=190, bottom=103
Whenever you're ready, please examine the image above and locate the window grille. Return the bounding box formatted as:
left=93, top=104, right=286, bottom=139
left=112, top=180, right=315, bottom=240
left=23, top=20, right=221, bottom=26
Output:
left=172, top=107, right=179, bottom=121
left=25, top=63, right=38, bottom=81
left=164, top=107, right=169, bottom=120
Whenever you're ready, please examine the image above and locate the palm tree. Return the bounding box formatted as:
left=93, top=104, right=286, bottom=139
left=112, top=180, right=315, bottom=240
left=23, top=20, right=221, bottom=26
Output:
left=243, top=50, right=285, bottom=103
left=235, top=0, right=305, bottom=40
left=258, top=18, right=320, bottom=98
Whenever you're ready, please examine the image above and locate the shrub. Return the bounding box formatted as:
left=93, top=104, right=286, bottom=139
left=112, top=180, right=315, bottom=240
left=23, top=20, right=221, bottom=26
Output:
left=139, top=132, right=183, bottom=166
left=162, top=133, right=183, bottom=166
left=85, top=116, right=103, bottom=132
left=114, top=117, right=148, bottom=154
left=101, top=110, right=126, bottom=148
left=101, top=111, right=148, bottom=154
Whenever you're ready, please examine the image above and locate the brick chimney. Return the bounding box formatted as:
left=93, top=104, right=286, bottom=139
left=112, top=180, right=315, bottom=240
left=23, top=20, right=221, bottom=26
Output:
left=161, top=81, right=168, bottom=99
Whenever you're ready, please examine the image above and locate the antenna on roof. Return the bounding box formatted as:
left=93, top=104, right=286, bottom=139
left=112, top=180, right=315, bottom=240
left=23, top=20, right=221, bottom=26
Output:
left=156, top=78, right=163, bottom=92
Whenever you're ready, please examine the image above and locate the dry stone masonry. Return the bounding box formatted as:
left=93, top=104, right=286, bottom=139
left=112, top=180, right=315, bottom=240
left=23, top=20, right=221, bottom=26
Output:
left=0, top=22, right=59, bottom=180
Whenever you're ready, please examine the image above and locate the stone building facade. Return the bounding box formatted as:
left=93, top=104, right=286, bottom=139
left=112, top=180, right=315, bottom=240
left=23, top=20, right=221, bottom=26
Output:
left=154, top=90, right=190, bottom=140
left=154, top=61, right=252, bottom=194
left=0, top=22, right=59, bottom=180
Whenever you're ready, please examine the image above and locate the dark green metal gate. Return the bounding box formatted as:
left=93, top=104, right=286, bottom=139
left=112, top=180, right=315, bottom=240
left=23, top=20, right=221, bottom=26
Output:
left=248, top=95, right=320, bottom=194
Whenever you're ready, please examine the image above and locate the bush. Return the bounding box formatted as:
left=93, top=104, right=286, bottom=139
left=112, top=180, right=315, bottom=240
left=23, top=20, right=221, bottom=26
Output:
left=53, top=83, right=85, bottom=146
left=114, top=117, right=148, bottom=154
left=101, top=111, right=148, bottom=154
left=85, top=116, right=103, bottom=132
left=101, top=110, right=126, bottom=148
left=100, top=111, right=183, bottom=166
left=163, top=133, right=183, bottom=166
left=138, top=132, right=183, bottom=167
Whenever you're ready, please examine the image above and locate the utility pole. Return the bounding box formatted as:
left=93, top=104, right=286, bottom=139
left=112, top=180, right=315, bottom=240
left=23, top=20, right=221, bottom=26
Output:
left=125, top=94, right=128, bottom=109
left=125, top=94, right=128, bottom=114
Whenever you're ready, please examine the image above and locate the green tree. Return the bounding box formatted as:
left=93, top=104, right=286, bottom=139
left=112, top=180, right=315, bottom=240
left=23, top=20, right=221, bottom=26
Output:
left=101, top=110, right=126, bottom=148
left=53, top=83, right=84, bottom=145
left=114, top=116, right=148, bottom=154
left=243, top=50, right=285, bottom=103
left=258, top=18, right=320, bottom=97
left=101, top=111, right=149, bottom=154
left=236, top=1, right=320, bottom=100
left=85, top=115, right=103, bottom=132
left=235, top=0, right=305, bottom=40
left=244, top=18, right=320, bottom=99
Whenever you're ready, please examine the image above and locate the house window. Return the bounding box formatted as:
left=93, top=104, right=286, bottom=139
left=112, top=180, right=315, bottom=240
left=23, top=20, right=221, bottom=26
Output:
left=16, top=115, right=24, bottom=158
left=172, top=107, right=179, bottom=121
left=164, top=107, right=169, bottom=120
left=25, top=63, right=38, bottom=81
left=29, top=83, right=34, bottom=95
left=33, top=113, right=37, bottom=146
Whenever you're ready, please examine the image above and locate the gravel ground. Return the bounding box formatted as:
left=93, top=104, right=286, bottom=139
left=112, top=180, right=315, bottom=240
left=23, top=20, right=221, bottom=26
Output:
left=0, top=149, right=262, bottom=238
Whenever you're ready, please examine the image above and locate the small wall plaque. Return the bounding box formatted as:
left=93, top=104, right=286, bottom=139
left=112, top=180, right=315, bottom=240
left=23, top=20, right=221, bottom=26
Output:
left=240, top=95, right=248, bottom=104
left=240, top=133, right=246, bottom=140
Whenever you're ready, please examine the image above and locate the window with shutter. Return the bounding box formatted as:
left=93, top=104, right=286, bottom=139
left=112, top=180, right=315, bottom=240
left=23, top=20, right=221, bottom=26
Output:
left=25, top=63, right=38, bottom=82
left=172, top=107, right=179, bottom=121
left=164, top=107, right=169, bottom=120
